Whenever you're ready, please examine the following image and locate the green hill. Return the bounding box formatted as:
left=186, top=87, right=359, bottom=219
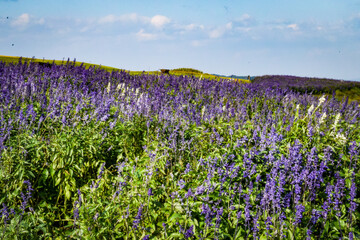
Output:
left=0, top=55, right=121, bottom=72
left=0, top=55, right=250, bottom=83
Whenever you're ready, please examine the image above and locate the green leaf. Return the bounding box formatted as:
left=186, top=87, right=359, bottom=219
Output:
left=64, top=185, right=71, bottom=200
left=169, top=213, right=182, bottom=222
left=259, top=233, right=267, bottom=240
left=28, top=170, right=35, bottom=178
left=169, top=232, right=182, bottom=239
left=42, top=169, right=49, bottom=179
left=322, top=221, right=330, bottom=237
left=287, top=229, right=294, bottom=240
left=50, top=166, right=55, bottom=178
left=55, top=176, right=61, bottom=186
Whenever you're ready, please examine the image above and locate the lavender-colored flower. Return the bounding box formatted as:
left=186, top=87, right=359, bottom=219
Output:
left=255, top=174, right=261, bottom=183
left=9, top=208, right=15, bottom=216
left=185, top=188, right=193, bottom=199
left=170, top=191, right=179, bottom=199
left=349, top=141, right=359, bottom=169
left=184, top=225, right=194, bottom=239
left=143, top=235, right=150, bottom=240
left=165, top=160, right=171, bottom=168
left=229, top=128, right=233, bottom=136
left=294, top=183, right=302, bottom=204
left=283, top=191, right=292, bottom=208
left=148, top=188, right=153, bottom=196
left=349, top=231, right=354, bottom=240
left=243, top=194, right=251, bottom=222
left=306, top=229, right=312, bottom=240
left=236, top=210, right=242, bottom=219
left=349, top=181, right=357, bottom=213
left=201, top=203, right=215, bottom=227
left=90, top=180, right=95, bottom=189
left=98, top=162, right=106, bottom=179
left=310, top=209, right=321, bottom=225
left=195, top=185, right=206, bottom=196
left=176, top=222, right=184, bottom=233
left=1, top=203, right=10, bottom=225
left=20, top=180, right=33, bottom=215
left=333, top=174, right=345, bottom=217
left=73, top=189, right=82, bottom=225
left=123, top=205, right=130, bottom=219
left=215, top=207, right=223, bottom=229
left=178, top=179, right=186, bottom=189
left=73, top=201, right=80, bottom=225
left=265, top=216, right=273, bottom=232
left=77, top=189, right=82, bottom=203
left=294, top=204, right=305, bottom=225
left=23, top=180, right=33, bottom=198
left=132, top=204, right=143, bottom=229
left=252, top=214, right=260, bottom=239
left=93, top=212, right=99, bottom=221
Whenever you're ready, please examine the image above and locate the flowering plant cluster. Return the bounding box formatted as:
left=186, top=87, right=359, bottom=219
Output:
left=253, top=75, right=360, bottom=95
left=0, top=60, right=359, bottom=239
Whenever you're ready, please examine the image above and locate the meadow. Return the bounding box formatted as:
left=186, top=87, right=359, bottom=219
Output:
left=0, top=59, right=359, bottom=239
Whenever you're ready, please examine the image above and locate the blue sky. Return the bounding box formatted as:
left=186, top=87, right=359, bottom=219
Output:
left=1, top=0, right=360, bottom=80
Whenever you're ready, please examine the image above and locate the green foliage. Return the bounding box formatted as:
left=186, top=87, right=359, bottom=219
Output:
left=170, top=68, right=203, bottom=74
left=0, top=111, right=150, bottom=235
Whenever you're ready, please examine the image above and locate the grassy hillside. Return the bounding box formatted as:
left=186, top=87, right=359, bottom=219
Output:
left=0, top=55, right=122, bottom=72
left=0, top=55, right=250, bottom=83
left=168, top=68, right=249, bottom=82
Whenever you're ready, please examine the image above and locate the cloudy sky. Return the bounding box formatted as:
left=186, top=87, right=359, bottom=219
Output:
left=1, top=0, right=360, bottom=80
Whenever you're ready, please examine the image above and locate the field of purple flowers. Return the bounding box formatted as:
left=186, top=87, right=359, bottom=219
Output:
left=253, top=75, right=360, bottom=103
left=0, top=60, right=359, bottom=239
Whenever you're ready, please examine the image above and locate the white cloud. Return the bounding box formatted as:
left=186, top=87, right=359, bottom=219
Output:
left=191, top=40, right=206, bottom=47
left=209, top=28, right=225, bottom=38
left=239, top=14, right=251, bottom=22
left=287, top=24, right=299, bottom=30
left=80, top=26, right=90, bottom=33
left=208, top=22, right=232, bottom=39
left=183, top=23, right=197, bottom=31
left=37, top=18, right=45, bottom=25
left=136, top=29, right=157, bottom=41
left=99, top=13, right=149, bottom=24
left=234, top=14, right=256, bottom=27
left=98, top=13, right=171, bottom=29
left=11, top=13, right=30, bottom=27
left=175, top=23, right=205, bottom=34
left=150, top=15, right=170, bottom=28
left=99, top=14, right=117, bottom=24
left=226, top=22, right=232, bottom=30
left=9, top=13, right=45, bottom=29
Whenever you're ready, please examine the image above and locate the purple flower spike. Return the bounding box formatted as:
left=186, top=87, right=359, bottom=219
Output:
left=178, top=179, right=186, bottom=189
left=294, top=204, right=305, bottom=225
left=132, top=204, right=143, bottom=229
left=184, top=225, right=194, bottom=239
left=20, top=180, right=33, bottom=215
